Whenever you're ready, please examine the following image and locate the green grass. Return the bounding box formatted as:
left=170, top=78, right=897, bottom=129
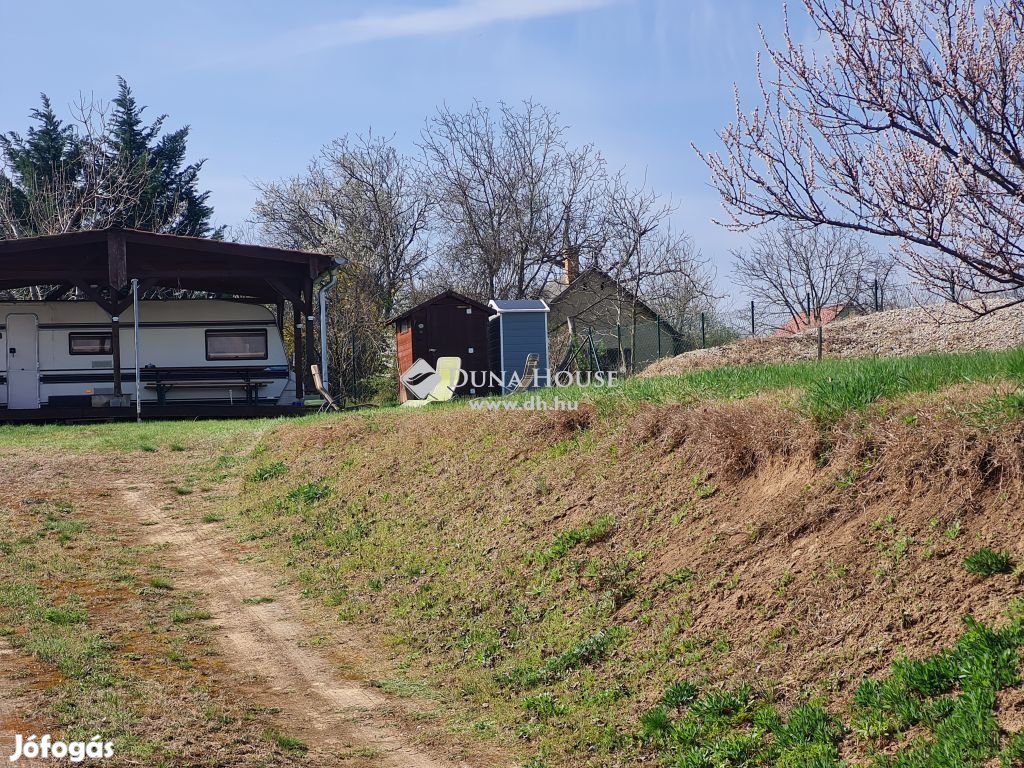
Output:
left=241, top=596, right=275, bottom=605
left=169, top=607, right=213, bottom=624
left=532, top=515, right=617, bottom=567
left=639, top=614, right=1024, bottom=768
left=964, top=548, right=1016, bottom=578
left=0, top=417, right=271, bottom=454
left=263, top=728, right=308, bottom=754
left=496, top=628, right=626, bottom=690
left=468, top=348, right=1024, bottom=423
left=249, top=460, right=288, bottom=482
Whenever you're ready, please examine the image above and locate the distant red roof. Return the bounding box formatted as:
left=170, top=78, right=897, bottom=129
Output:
left=774, top=304, right=846, bottom=336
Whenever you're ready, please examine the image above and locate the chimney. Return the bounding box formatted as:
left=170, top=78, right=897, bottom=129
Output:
left=562, top=249, right=579, bottom=286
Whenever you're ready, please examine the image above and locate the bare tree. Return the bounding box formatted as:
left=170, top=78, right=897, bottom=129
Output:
left=420, top=99, right=607, bottom=300
left=696, top=0, right=1024, bottom=312
left=252, top=133, right=431, bottom=400
left=602, top=174, right=711, bottom=368
left=732, top=224, right=877, bottom=328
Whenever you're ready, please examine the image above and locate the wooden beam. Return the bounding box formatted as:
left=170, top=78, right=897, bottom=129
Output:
left=292, top=300, right=304, bottom=400
left=304, top=278, right=316, bottom=396
left=111, top=314, right=123, bottom=397
left=44, top=284, right=73, bottom=301
left=266, top=278, right=302, bottom=305
left=107, top=230, right=128, bottom=291
left=72, top=282, right=116, bottom=315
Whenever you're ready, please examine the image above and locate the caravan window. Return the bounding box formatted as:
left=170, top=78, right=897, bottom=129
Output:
left=69, top=333, right=112, bottom=355
left=205, top=329, right=268, bottom=361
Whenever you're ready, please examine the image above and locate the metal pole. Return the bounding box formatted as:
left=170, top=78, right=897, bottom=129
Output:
left=700, top=312, right=706, bottom=349
left=873, top=279, right=879, bottom=312
left=318, top=271, right=337, bottom=391
left=750, top=300, right=755, bottom=336
left=131, top=278, right=141, bottom=423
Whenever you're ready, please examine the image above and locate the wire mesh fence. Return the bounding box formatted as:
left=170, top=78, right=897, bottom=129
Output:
left=567, top=279, right=1024, bottom=375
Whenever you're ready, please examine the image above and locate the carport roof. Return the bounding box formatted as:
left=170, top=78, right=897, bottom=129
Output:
left=0, top=228, right=338, bottom=312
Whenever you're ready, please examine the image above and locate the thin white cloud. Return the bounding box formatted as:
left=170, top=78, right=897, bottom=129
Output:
left=242, top=0, right=626, bottom=61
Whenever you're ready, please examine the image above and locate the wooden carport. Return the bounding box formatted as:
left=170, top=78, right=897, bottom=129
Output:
left=0, top=228, right=337, bottom=401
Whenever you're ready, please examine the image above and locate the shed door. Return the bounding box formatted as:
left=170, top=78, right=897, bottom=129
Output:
left=6, top=314, right=40, bottom=409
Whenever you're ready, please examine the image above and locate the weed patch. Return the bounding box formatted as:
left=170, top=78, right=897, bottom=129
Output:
left=497, top=628, right=625, bottom=689
left=964, top=548, right=1016, bottom=578
left=249, top=461, right=287, bottom=482
left=532, top=516, right=616, bottom=567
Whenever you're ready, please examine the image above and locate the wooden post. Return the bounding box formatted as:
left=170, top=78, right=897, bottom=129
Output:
left=276, top=298, right=285, bottom=334
left=304, top=278, right=316, bottom=397
left=110, top=315, right=122, bottom=396
left=817, top=325, right=823, bottom=361
left=107, top=231, right=127, bottom=398
left=292, top=300, right=304, bottom=400
left=107, top=230, right=127, bottom=291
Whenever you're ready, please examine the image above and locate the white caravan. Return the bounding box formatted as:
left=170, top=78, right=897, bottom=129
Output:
left=0, top=300, right=296, bottom=410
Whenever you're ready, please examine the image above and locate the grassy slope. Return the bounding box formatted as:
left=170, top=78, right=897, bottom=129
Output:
left=1, top=349, right=1023, bottom=767
left=225, top=349, right=1024, bottom=767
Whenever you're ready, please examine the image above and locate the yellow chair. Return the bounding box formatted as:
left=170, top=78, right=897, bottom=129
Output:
left=402, top=357, right=462, bottom=407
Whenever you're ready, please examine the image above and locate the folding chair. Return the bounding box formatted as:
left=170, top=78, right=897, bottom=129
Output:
left=506, top=353, right=540, bottom=395
left=309, top=365, right=340, bottom=412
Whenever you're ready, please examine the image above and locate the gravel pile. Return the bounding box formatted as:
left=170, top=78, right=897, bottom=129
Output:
left=642, top=301, right=1024, bottom=377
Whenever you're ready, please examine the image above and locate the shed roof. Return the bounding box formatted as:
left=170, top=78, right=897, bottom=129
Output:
left=388, top=289, right=492, bottom=324
left=0, top=228, right=338, bottom=312
left=488, top=299, right=550, bottom=313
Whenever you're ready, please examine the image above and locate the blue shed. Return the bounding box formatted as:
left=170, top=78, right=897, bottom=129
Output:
left=487, top=299, right=550, bottom=393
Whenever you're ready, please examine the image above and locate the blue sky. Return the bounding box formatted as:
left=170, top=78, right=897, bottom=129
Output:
left=0, top=0, right=805, bottom=297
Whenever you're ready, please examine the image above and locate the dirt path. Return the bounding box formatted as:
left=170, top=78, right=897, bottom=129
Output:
left=118, top=480, right=472, bottom=768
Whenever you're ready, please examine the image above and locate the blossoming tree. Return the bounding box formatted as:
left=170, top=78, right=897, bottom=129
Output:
left=696, top=0, right=1024, bottom=311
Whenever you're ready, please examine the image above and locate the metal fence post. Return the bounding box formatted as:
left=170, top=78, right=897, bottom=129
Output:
left=750, top=300, right=755, bottom=336
left=351, top=330, right=357, bottom=400
left=873, top=279, right=879, bottom=312
left=700, top=312, right=706, bottom=349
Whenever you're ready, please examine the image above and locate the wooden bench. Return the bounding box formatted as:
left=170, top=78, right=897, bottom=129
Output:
left=144, top=371, right=274, bottom=406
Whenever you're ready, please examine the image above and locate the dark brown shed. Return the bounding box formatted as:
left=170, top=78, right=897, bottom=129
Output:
left=390, top=290, right=492, bottom=402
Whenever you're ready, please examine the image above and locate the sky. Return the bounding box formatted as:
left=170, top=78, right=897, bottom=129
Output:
left=0, top=0, right=807, bottom=300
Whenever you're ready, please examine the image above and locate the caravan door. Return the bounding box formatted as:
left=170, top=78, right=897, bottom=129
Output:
left=6, top=314, right=40, bottom=409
